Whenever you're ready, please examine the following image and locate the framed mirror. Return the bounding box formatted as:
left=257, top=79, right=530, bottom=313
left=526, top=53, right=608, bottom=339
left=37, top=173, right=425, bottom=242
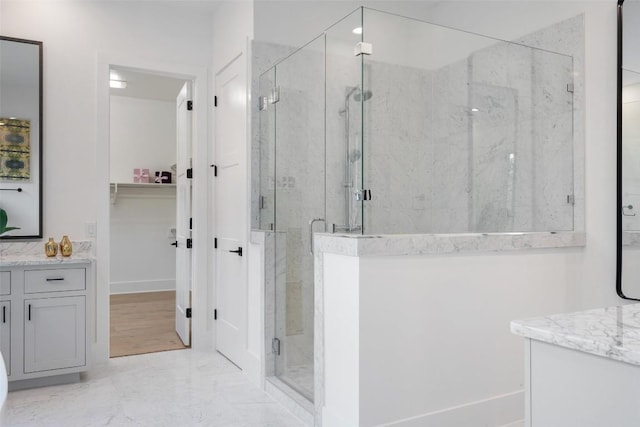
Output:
left=0, top=36, right=43, bottom=239
left=618, top=0, right=640, bottom=299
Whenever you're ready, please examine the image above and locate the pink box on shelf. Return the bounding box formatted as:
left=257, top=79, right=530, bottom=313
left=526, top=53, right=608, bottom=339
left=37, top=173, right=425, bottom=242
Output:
left=140, top=169, right=150, bottom=183
left=133, top=168, right=141, bottom=183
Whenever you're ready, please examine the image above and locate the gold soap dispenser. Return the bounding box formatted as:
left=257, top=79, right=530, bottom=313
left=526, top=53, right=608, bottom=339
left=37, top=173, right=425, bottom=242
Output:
left=60, top=235, right=72, bottom=257
left=44, top=237, right=58, bottom=257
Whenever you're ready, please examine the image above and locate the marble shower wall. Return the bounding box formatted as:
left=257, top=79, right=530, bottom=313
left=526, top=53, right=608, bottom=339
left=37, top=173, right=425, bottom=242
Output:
left=363, top=13, right=580, bottom=234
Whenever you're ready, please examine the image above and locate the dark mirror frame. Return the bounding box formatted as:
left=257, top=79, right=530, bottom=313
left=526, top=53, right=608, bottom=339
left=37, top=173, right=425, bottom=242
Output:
left=0, top=36, right=43, bottom=240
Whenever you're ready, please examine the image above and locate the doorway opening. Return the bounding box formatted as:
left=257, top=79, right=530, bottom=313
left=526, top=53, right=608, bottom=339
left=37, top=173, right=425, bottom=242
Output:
left=108, top=66, right=191, bottom=358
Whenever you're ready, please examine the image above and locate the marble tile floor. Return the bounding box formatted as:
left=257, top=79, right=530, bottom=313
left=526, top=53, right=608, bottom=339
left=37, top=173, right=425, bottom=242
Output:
left=3, top=349, right=307, bottom=427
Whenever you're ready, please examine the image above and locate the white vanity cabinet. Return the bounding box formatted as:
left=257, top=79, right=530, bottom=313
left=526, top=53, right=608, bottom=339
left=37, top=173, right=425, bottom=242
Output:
left=512, top=305, right=640, bottom=427
left=0, top=300, right=9, bottom=376
left=24, top=295, right=86, bottom=373
left=0, top=261, right=92, bottom=390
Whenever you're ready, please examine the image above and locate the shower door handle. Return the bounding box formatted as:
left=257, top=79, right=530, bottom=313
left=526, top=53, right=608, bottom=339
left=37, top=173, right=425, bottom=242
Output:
left=309, top=218, right=325, bottom=255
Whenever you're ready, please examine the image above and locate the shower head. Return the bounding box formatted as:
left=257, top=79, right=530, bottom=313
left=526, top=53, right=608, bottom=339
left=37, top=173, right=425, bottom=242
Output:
left=353, top=89, right=372, bottom=102
left=345, top=86, right=373, bottom=102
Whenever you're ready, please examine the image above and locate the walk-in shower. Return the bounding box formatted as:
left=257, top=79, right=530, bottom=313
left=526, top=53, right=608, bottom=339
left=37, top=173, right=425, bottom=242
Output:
left=255, top=6, right=575, bottom=405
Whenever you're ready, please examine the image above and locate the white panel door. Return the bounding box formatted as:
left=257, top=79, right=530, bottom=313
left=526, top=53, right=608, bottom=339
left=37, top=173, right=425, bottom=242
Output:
left=24, top=296, right=85, bottom=373
left=175, top=82, right=192, bottom=347
left=215, top=56, right=246, bottom=367
left=1, top=301, right=9, bottom=376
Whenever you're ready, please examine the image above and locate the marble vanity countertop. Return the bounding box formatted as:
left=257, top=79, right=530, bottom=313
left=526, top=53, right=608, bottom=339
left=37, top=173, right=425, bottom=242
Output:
left=511, top=304, right=640, bottom=366
left=0, top=240, right=93, bottom=267
left=0, top=254, right=94, bottom=267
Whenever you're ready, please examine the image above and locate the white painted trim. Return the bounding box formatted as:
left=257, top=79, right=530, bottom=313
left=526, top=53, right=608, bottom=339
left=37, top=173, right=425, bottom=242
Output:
left=96, top=52, right=211, bottom=364
left=376, top=390, right=524, bottom=427
left=109, top=279, right=176, bottom=295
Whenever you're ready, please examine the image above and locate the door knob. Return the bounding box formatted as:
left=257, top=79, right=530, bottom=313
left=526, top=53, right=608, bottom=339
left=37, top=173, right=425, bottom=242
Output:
left=229, top=247, right=243, bottom=257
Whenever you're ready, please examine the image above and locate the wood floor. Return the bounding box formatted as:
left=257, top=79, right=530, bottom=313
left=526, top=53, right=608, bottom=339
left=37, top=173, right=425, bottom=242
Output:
left=110, top=290, right=188, bottom=358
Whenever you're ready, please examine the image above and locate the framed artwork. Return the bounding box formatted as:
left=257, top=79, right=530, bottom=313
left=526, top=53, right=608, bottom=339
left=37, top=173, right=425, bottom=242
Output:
left=0, top=118, right=31, bottom=181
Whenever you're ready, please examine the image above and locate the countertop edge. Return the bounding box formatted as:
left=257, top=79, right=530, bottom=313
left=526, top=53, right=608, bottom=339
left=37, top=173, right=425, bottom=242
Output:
left=314, top=231, right=586, bottom=257
left=510, top=319, right=640, bottom=367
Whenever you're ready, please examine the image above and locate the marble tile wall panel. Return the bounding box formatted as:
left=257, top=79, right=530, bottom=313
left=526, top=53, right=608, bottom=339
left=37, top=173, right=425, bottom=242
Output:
left=516, top=15, right=585, bottom=231
left=363, top=62, right=433, bottom=234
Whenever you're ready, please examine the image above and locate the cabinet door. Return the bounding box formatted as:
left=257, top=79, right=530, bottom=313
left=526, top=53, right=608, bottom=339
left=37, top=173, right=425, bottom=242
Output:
left=24, top=296, right=85, bottom=373
left=0, top=300, right=9, bottom=376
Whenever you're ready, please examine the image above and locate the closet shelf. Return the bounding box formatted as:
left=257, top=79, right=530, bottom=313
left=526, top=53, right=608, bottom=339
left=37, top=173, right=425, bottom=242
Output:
left=110, top=182, right=176, bottom=204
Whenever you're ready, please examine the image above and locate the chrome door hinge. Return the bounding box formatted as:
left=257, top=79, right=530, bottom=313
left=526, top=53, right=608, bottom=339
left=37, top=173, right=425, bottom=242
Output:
left=272, top=337, right=281, bottom=355
left=269, top=87, right=280, bottom=104
left=259, top=96, right=268, bottom=111
left=354, top=42, right=373, bottom=56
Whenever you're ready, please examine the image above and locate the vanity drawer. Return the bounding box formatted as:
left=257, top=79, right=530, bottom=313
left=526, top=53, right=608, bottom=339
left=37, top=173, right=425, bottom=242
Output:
left=0, top=272, right=10, bottom=295
left=24, top=268, right=86, bottom=294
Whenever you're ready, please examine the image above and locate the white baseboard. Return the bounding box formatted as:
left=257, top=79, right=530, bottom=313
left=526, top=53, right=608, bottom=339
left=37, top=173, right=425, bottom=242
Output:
left=110, top=279, right=175, bottom=294
left=377, top=390, right=524, bottom=427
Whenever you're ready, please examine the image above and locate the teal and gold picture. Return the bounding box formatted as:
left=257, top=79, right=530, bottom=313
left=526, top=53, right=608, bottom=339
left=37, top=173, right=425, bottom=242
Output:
left=0, top=118, right=30, bottom=181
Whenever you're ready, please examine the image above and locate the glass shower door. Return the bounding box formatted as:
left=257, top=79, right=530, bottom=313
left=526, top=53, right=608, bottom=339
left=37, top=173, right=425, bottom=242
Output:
left=272, top=35, right=325, bottom=401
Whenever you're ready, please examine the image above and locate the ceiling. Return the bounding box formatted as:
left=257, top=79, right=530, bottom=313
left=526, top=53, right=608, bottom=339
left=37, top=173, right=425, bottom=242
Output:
left=109, top=67, right=187, bottom=102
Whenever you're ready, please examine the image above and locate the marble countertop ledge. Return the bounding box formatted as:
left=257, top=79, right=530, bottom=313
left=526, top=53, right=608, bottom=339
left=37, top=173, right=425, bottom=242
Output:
left=0, top=240, right=94, bottom=267
left=312, top=231, right=585, bottom=257
left=511, top=304, right=640, bottom=367
left=1, top=254, right=94, bottom=267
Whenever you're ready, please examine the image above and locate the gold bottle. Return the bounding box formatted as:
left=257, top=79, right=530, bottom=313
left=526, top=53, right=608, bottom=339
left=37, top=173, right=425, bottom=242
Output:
left=45, top=237, right=58, bottom=257
left=60, top=235, right=72, bottom=257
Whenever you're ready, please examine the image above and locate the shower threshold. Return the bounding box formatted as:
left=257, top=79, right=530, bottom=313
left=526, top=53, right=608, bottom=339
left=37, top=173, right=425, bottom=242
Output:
left=265, top=376, right=315, bottom=425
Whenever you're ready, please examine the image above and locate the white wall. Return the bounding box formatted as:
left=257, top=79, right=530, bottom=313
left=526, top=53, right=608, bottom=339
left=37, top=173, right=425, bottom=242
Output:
left=321, top=249, right=579, bottom=425
left=110, top=96, right=176, bottom=184
left=0, top=0, right=213, bottom=240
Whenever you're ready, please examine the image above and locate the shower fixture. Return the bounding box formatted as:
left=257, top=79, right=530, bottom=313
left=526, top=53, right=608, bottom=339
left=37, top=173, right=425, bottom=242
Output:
left=334, top=85, right=372, bottom=234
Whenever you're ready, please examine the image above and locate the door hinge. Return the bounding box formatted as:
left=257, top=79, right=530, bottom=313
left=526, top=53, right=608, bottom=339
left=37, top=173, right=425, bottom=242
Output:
left=186, top=168, right=193, bottom=179
left=363, top=189, right=372, bottom=201
left=214, top=309, right=217, bottom=320
left=567, top=194, right=575, bottom=205
left=259, top=96, right=268, bottom=111
left=186, top=308, right=192, bottom=318
left=187, top=238, right=192, bottom=249
left=211, top=164, right=217, bottom=177
left=214, top=96, right=218, bottom=107
left=269, top=86, right=280, bottom=104
left=187, top=100, right=193, bottom=111
left=354, top=42, right=373, bottom=56
left=189, top=217, right=192, bottom=230
left=272, top=337, right=281, bottom=355
left=214, top=237, right=218, bottom=249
